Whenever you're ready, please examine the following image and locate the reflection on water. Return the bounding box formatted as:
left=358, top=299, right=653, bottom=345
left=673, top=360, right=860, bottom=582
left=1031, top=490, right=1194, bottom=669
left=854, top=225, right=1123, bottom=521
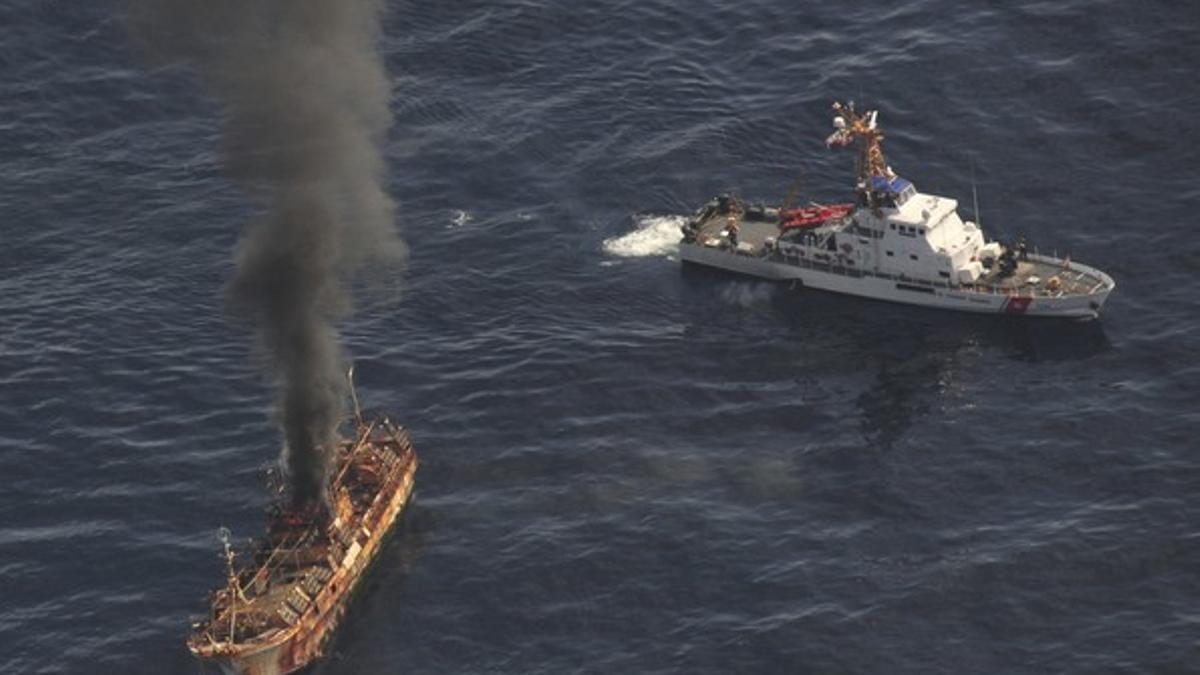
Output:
left=994, top=317, right=1110, bottom=362
left=678, top=272, right=1112, bottom=450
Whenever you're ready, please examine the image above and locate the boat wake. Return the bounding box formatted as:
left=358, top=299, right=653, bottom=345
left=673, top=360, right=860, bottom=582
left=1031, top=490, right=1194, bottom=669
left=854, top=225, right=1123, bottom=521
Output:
left=720, top=281, right=777, bottom=308
left=603, top=215, right=687, bottom=258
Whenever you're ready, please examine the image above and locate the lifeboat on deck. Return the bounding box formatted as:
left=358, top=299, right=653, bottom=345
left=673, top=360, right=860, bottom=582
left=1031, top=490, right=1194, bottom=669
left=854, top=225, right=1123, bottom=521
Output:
left=779, top=203, right=854, bottom=230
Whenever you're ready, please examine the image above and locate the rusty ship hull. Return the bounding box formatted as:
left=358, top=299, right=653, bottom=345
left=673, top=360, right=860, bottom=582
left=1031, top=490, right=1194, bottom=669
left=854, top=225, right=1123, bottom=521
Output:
left=188, top=418, right=418, bottom=675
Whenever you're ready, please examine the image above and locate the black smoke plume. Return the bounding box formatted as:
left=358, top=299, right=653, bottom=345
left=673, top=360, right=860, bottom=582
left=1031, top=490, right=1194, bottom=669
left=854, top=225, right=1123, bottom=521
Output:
left=128, top=2, right=406, bottom=509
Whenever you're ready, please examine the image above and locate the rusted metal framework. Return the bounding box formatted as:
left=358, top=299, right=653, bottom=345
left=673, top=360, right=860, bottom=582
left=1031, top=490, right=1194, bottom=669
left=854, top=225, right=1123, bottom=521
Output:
left=187, top=417, right=418, bottom=675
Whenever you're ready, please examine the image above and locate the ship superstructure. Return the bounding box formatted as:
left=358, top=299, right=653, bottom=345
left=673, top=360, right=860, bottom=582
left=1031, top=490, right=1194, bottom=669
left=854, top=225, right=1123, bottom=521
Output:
left=187, top=410, right=418, bottom=675
left=679, top=101, right=1114, bottom=318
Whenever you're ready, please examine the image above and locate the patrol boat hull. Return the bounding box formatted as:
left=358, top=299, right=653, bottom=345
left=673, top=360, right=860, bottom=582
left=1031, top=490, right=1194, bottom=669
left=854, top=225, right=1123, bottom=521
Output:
left=681, top=242, right=1113, bottom=318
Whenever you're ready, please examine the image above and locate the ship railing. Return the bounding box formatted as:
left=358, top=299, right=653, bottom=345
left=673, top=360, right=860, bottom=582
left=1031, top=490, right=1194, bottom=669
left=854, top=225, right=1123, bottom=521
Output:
left=772, top=250, right=956, bottom=287
left=770, top=248, right=1105, bottom=298
left=771, top=250, right=868, bottom=280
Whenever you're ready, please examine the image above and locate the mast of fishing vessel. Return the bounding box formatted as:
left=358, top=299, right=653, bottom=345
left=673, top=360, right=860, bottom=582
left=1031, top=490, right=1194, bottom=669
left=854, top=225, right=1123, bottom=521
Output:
left=218, top=527, right=240, bottom=646
left=347, top=366, right=363, bottom=427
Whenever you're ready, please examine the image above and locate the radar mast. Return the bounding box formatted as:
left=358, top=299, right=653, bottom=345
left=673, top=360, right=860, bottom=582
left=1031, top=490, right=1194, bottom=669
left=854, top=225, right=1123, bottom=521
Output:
left=825, top=101, right=891, bottom=187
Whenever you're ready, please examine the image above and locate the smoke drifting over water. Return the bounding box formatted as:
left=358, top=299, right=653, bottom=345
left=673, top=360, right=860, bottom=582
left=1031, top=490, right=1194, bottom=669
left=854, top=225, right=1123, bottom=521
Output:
left=128, top=1, right=406, bottom=508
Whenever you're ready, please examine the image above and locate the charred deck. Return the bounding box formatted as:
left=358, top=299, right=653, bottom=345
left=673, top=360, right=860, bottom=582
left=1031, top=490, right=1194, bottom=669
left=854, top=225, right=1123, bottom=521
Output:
left=187, top=418, right=418, bottom=675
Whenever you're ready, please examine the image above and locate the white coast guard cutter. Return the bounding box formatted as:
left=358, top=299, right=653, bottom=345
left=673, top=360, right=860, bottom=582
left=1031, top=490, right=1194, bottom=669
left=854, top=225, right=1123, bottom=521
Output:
left=679, top=102, right=1114, bottom=318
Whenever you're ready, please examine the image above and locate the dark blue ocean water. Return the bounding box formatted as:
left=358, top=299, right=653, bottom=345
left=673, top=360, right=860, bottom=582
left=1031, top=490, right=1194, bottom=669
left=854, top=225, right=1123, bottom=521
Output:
left=3, top=1, right=1199, bottom=673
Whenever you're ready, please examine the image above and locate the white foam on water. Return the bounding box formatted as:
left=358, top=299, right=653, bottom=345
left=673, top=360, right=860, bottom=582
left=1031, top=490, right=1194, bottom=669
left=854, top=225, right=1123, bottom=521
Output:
left=720, top=281, right=777, bottom=308
left=602, top=215, right=687, bottom=258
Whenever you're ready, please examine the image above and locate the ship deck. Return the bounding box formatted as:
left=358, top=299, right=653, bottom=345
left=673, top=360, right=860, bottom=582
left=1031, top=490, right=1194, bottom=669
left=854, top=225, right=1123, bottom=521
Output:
left=232, top=532, right=331, bottom=638
left=692, top=212, right=779, bottom=252
left=189, top=420, right=418, bottom=659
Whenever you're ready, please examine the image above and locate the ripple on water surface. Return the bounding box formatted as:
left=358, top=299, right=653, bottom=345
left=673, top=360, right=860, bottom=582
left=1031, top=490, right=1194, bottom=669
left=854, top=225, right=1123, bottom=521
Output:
left=2, top=0, right=1200, bottom=673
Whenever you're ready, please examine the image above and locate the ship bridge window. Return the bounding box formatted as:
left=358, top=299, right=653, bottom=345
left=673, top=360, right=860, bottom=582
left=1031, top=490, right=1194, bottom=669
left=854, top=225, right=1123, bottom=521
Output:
left=850, top=223, right=883, bottom=239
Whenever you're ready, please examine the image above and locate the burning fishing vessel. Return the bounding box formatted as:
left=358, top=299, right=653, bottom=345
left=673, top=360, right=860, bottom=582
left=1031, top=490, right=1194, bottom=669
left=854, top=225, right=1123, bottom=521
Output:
left=187, top=388, right=418, bottom=675
left=679, top=101, right=1115, bottom=318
